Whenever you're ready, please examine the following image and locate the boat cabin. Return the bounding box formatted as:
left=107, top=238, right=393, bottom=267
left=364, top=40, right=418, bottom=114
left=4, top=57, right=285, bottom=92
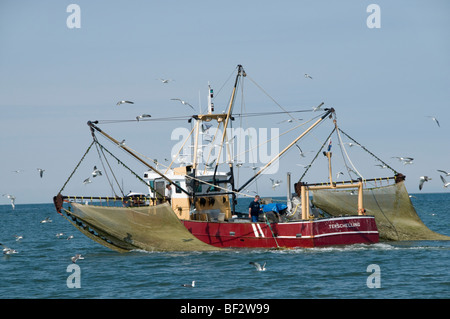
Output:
left=143, top=165, right=232, bottom=221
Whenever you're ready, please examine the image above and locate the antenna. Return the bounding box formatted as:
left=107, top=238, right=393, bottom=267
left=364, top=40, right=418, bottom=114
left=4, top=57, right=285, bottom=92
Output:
left=208, top=82, right=214, bottom=114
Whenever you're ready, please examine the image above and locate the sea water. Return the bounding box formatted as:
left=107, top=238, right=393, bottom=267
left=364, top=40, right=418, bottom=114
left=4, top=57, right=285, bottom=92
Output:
left=0, top=194, right=449, bottom=300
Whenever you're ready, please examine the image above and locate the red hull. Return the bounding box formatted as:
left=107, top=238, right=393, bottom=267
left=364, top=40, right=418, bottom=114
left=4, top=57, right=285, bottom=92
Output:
left=182, top=216, right=379, bottom=248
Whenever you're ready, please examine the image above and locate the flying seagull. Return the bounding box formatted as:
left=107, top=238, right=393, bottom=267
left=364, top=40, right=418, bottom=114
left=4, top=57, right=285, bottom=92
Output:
left=270, top=178, right=282, bottom=190
left=116, top=100, right=134, bottom=106
left=181, top=281, right=195, bottom=288
left=426, top=116, right=440, bottom=127
left=249, top=261, right=266, bottom=271
left=440, top=175, right=450, bottom=188
left=14, top=235, right=23, bottom=241
left=171, top=98, right=194, bottom=110
left=312, top=102, right=324, bottom=112
left=392, top=157, right=414, bottom=165
left=83, top=177, right=92, bottom=185
left=419, top=176, right=431, bottom=190
left=71, top=254, right=84, bottom=263
left=136, top=114, right=151, bottom=121
left=437, top=170, right=450, bottom=176
left=92, top=166, right=102, bottom=178
left=158, top=78, right=174, bottom=84
left=2, top=194, right=16, bottom=210
left=304, top=73, right=313, bottom=79
left=37, top=168, right=45, bottom=178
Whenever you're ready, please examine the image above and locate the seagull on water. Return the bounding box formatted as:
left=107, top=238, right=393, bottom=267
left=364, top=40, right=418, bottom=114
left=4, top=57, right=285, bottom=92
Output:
left=56, top=232, right=64, bottom=238
left=419, top=176, right=432, bottom=191
left=37, top=168, right=45, bottom=178
left=14, top=235, right=23, bottom=241
left=116, top=100, right=134, bottom=106
left=136, top=114, right=151, bottom=121
left=71, top=254, right=84, bottom=263
left=40, top=217, right=52, bottom=223
left=181, top=281, right=195, bottom=287
left=171, top=98, right=194, bottom=110
left=440, top=175, right=450, bottom=188
left=304, top=73, right=313, bottom=79
left=0, top=244, right=18, bottom=255
left=426, top=116, right=440, bottom=127
left=92, top=166, right=102, bottom=178
left=249, top=261, right=266, bottom=271
left=2, top=194, right=16, bottom=210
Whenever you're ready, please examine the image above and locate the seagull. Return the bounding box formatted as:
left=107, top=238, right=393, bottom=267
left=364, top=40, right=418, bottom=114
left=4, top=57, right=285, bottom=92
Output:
left=56, top=232, right=64, bottom=238
left=440, top=175, right=450, bottom=188
left=277, top=118, right=302, bottom=124
left=343, top=142, right=360, bottom=147
left=171, top=98, right=194, bottom=110
left=40, top=217, right=52, bottom=223
left=181, top=281, right=195, bottom=287
left=270, top=178, right=282, bottom=190
left=3, top=248, right=18, bottom=255
left=83, top=177, right=92, bottom=185
left=312, top=102, right=324, bottom=112
left=2, top=194, right=16, bottom=210
left=158, top=78, right=174, bottom=84
left=426, top=116, right=440, bottom=127
left=0, top=244, right=18, bottom=255
left=67, top=235, right=74, bottom=240
left=92, top=166, right=102, bottom=178
left=12, top=170, right=24, bottom=173
left=336, top=171, right=344, bottom=179
left=375, top=164, right=388, bottom=169
left=249, top=261, right=266, bottom=271
left=14, top=235, right=23, bottom=241
left=71, top=254, right=84, bottom=263
left=304, top=73, right=313, bottom=79
left=419, top=176, right=431, bottom=190
left=136, top=114, right=151, bottom=121
left=37, top=168, right=45, bottom=178
left=119, top=139, right=126, bottom=147
left=437, top=170, right=450, bottom=176
left=116, top=100, right=134, bottom=106
left=295, top=144, right=307, bottom=158
left=392, top=157, right=414, bottom=165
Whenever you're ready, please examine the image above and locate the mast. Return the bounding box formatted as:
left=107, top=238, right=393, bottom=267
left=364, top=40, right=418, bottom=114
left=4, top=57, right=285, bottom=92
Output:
left=212, top=64, right=245, bottom=213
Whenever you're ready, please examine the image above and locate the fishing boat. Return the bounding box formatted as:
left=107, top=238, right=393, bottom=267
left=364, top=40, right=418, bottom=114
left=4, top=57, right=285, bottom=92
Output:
left=54, top=65, right=445, bottom=252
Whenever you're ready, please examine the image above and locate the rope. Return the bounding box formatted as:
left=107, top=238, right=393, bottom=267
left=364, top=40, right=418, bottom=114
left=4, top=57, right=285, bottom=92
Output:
left=298, top=128, right=336, bottom=182
left=58, top=141, right=95, bottom=194
left=338, top=128, right=398, bottom=175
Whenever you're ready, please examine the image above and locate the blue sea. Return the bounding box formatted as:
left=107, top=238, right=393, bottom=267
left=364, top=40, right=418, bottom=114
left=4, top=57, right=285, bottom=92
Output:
left=1, top=193, right=449, bottom=304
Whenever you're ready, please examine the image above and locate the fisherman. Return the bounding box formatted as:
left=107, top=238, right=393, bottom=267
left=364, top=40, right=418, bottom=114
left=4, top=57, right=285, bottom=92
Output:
left=165, top=184, right=172, bottom=203
left=248, top=195, right=262, bottom=222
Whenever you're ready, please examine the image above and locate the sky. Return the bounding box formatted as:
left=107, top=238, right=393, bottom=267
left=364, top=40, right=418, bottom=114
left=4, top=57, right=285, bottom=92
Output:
left=1, top=0, right=449, bottom=205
